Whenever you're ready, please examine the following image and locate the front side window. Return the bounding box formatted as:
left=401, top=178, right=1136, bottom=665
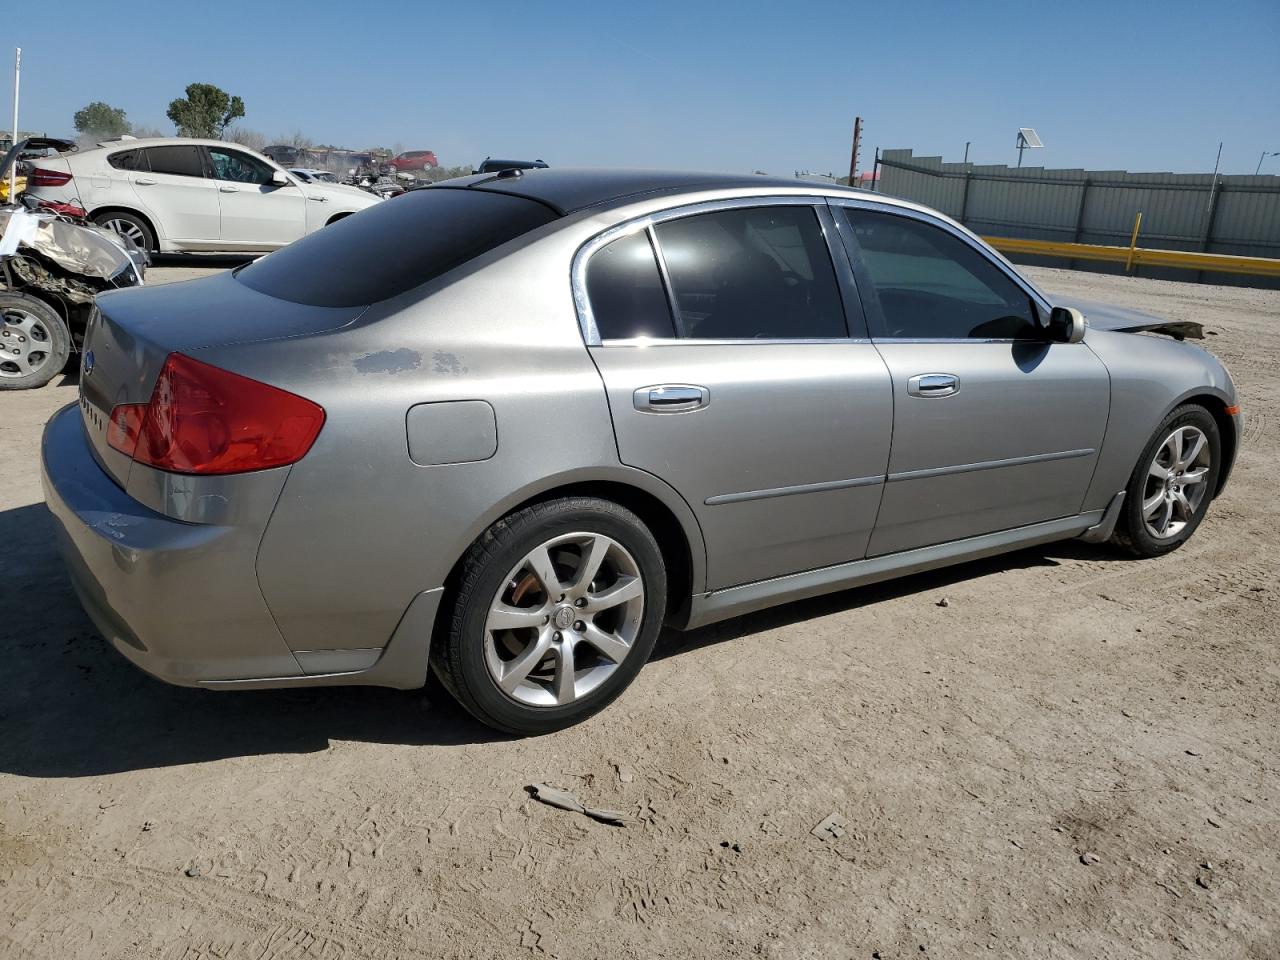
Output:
left=585, top=230, right=676, bottom=340
left=208, top=148, right=275, bottom=185
left=652, top=206, right=846, bottom=339
left=840, top=208, right=1040, bottom=339
left=144, top=145, right=206, bottom=179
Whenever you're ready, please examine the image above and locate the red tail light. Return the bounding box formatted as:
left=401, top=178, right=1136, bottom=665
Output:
left=29, top=167, right=73, bottom=187
left=107, top=353, right=325, bottom=475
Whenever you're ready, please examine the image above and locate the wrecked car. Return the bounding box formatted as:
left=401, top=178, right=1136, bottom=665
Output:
left=1, top=203, right=145, bottom=389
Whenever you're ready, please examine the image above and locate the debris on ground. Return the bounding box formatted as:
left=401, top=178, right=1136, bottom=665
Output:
left=811, top=813, right=847, bottom=841
left=936, top=597, right=950, bottom=608
left=526, top=783, right=626, bottom=826
left=1080, top=852, right=1101, bottom=865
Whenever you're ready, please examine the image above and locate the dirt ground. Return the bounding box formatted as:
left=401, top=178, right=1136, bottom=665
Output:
left=1, top=263, right=1277, bottom=960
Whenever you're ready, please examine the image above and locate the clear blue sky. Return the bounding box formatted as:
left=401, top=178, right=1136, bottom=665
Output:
left=12, top=0, right=1280, bottom=175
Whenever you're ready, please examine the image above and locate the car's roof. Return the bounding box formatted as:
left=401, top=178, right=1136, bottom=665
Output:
left=83, top=137, right=272, bottom=153
left=430, top=167, right=873, bottom=216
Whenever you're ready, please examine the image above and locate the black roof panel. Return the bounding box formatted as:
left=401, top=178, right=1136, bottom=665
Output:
left=430, top=167, right=835, bottom=215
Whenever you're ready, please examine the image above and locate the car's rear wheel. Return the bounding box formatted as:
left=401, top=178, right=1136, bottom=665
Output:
left=434, top=497, right=667, bottom=735
left=1112, top=404, right=1221, bottom=557
left=0, top=292, right=70, bottom=390
left=93, top=211, right=155, bottom=253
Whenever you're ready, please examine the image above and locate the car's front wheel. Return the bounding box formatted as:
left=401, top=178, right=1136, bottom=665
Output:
left=1112, top=404, right=1221, bottom=557
left=434, top=497, right=667, bottom=735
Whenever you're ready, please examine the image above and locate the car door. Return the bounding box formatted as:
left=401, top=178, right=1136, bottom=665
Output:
left=135, top=145, right=219, bottom=242
left=832, top=202, right=1111, bottom=557
left=581, top=199, right=894, bottom=591
left=205, top=146, right=306, bottom=249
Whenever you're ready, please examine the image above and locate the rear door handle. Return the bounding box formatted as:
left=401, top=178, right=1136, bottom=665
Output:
left=134, top=178, right=156, bottom=186
left=218, top=186, right=239, bottom=193
left=633, top=384, right=710, bottom=413
left=907, top=373, right=960, bottom=398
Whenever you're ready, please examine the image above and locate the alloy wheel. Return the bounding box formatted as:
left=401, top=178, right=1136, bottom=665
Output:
left=483, top=532, right=645, bottom=707
left=102, top=218, right=147, bottom=249
left=1141, top=425, right=1211, bottom=540
left=0, top=307, right=53, bottom=379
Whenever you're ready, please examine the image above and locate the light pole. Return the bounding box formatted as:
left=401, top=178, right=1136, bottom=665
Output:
left=1257, top=151, right=1280, bottom=175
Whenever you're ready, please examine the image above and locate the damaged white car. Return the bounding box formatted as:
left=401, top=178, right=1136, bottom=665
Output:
left=0, top=199, right=145, bottom=389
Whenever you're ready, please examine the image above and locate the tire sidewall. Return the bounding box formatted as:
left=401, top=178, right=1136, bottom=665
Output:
left=0, top=293, right=71, bottom=390
left=1122, top=405, right=1221, bottom=556
left=451, top=501, right=667, bottom=734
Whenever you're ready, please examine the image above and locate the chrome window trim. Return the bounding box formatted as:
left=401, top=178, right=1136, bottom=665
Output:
left=593, top=337, right=872, bottom=347
left=572, top=194, right=850, bottom=347
left=827, top=197, right=1055, bottom=334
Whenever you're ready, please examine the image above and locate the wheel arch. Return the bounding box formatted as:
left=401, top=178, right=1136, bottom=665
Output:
left=89, top=205, right=160, bottom=250
left=1173, top=390, right=1238, bottom=497
left=325, top=211, right=353, bottom=226
left=438, top=469, right=707, bottom=627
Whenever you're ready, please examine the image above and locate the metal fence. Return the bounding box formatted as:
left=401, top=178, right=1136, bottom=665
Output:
left=877, top=149, right=1280, bottom=287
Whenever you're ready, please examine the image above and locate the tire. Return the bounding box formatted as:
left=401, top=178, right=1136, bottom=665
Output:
left=1111, top=404, right=1221, bottom=557
left=433, top=497, right=667, bottom=735
left=0, top=292, right=71, bottom=390
left=92, top=210, right=155, bottom=253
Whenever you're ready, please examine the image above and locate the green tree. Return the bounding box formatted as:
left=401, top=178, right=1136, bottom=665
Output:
left=73, top=101, right=129, bottom=139
left=165, top=83, right=245, bottom=138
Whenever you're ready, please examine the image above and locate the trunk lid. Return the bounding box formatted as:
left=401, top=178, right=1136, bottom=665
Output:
left=79, top=270, right=366, bottom=489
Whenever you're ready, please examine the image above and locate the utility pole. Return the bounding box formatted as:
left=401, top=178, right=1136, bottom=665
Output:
left=1257, top=151, right=1280, bottom=175
left=847, top=116, right=862, bottom=186
left=964, top=141, right=971, bottom=164
left=9, top=48, right=19, bottom=203
left=1205, top=141, right=1223, bottom=216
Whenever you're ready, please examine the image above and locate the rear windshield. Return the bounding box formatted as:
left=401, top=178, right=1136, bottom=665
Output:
left=235, top=187, right=558, bottom=307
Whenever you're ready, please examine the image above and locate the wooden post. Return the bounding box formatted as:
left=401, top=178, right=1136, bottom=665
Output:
left=848, top=117, right=862, bottom=186
left=1125, top=211, right=1143, bottom=273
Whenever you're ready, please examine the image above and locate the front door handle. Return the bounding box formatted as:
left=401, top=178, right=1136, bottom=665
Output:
left=218, top=186, right=239, bottom=193
left=134, top=178, right=156, bottom=186
left=907, top=373, right=960, bottom=398
left=633, top=384, right=710, bottom=414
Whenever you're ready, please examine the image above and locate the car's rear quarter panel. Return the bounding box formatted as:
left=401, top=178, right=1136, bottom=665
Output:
left=213, top=224, right=705, bottom=657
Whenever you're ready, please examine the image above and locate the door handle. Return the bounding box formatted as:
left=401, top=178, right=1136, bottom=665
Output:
left=134, top=178, right=156, bottom=186
left=907, top=373, right=960, bottom=398
left=633, top=384, right=710, bottom=414
left=308, top=195, right=330, bottom=202
left=218, top=186, right=239, bottom=193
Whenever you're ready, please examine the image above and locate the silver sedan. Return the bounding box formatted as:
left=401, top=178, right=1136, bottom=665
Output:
left=42, top=169, right=1241, bottom=734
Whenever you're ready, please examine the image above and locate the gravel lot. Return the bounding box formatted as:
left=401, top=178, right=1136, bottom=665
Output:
left=1, top=263, right=1277, bottom=959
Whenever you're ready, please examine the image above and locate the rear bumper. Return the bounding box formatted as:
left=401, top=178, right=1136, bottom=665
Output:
left=41, top=403, right=306, bottom=686
left=41, top=402, right=439, bottom=690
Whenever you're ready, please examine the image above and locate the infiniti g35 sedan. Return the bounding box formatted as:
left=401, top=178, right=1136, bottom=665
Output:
left=42, top=169, right=1241, bottom=734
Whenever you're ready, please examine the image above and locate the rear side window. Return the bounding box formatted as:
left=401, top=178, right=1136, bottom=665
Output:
left=145, top=145, right=205, bottom=178
left=236, top=187, right=558, bottom=307
left=108, top=149, right=148, bottom=171
left=652, top=206, right=847, bottom=339
left=586, top=230, right=676, bottom=340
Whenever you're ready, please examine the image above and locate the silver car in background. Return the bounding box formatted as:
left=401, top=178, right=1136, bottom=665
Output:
left=42, top=169, right=1241, bottom=734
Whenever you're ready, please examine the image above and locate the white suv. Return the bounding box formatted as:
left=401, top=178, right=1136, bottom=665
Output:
left=26, top=138, right=380, bottom=254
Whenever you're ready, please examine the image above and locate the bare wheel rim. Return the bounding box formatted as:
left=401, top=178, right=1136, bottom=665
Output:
left=102, top=218, right=147, bottom=249
left=483, top=532, right=645, bottom=708
left=0, top=307, right=54, bottom=379
left=1141, top=424, right=1211, bottom=540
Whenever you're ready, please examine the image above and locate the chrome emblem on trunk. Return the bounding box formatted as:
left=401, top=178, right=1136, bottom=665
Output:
left=82, top=350, right=95, bottom=376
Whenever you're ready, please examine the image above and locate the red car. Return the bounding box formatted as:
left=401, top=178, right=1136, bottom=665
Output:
left=388, top=150, right=439, bottom=172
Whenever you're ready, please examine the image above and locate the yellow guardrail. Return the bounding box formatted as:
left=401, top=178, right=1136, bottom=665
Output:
left=983, top=235, right=1280, bottom=278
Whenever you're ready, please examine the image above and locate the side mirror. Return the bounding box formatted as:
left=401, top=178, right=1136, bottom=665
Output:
left=1048, top=306, right=1087, bottom=344
left=271, top=170, right=290, bottom=186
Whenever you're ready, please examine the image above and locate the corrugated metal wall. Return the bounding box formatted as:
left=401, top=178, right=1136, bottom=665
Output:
left=878, top=149, right=1280, bottom=287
